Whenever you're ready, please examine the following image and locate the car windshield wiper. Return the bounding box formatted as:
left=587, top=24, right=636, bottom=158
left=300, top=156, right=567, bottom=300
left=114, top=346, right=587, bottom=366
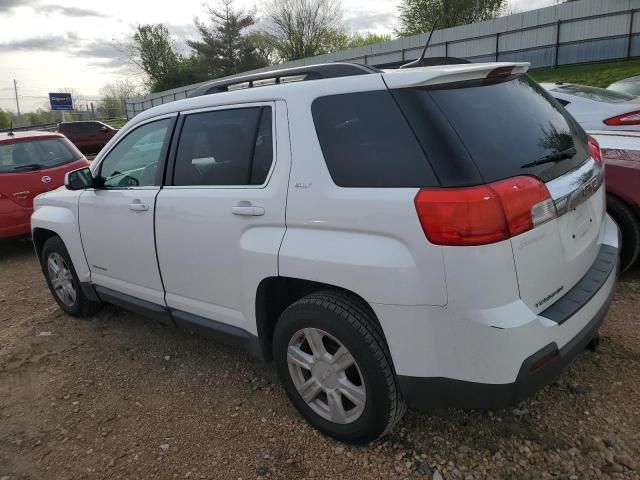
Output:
left=13, top=163, right=44, bottom=172
left=521, top=147, right=576, bottom=168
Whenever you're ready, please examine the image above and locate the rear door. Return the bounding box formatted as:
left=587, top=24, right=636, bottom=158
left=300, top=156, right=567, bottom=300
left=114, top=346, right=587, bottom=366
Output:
left=155, top=102, right=289, bottom=334
left=79, top=115, right=176, bottom=305
left=390, top=74, right=606, bottom=314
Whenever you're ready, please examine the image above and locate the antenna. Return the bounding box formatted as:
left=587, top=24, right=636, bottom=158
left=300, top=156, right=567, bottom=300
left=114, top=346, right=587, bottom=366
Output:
left=8, top=121, right=14, bottom=137
left=400, top=16, right=440, bottom=69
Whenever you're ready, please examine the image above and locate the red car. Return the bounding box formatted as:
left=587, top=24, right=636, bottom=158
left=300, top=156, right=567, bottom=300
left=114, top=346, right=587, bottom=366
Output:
left=0, top=130, right=89, bottom=239
left=591, top=131, right=640, bottom=271
left=57, top=121, right=118, bottom=154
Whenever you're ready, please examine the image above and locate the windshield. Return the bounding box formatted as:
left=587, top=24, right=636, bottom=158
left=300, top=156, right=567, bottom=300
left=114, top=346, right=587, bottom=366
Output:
left=392, top=75, right=590, bottom=185
left=554, top=84, right=636, bottom=103
left=0, top=138, right=80, bottom=173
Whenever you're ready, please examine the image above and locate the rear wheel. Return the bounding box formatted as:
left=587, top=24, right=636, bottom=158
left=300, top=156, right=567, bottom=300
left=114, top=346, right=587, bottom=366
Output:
left=607, top=194, right=640, bottom=272
left=273, top=291, right=405, bottom=444
left=40, top=236, right=101, bottom=317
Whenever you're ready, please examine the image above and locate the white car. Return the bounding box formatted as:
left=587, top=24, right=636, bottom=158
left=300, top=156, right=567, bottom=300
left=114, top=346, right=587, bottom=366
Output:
left=543, top=82, right=640, bottom=131
left=608, top=75, right=640, bottom=97
left=32, top=62, right=619, bottom=444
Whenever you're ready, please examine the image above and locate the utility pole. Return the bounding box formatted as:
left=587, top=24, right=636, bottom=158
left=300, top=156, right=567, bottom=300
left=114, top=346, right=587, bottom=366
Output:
left=13, top=79, right=21, bottom=117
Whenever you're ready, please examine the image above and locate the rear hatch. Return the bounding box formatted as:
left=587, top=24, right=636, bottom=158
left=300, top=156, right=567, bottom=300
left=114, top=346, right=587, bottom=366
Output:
left=0, top=136, right=87, bottom=208
left=388, top=71, right=605, bottom=314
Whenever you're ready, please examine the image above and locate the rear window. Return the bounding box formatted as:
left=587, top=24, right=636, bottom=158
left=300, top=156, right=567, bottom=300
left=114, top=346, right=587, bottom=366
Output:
left=392, top=75, right=590, bottom=185
left=554, top=84, right=636, bottom=103
left=60, top=122, right=100, bottom=134
left=0, top=138, right=80, bottom=173
left=311, top=90, right=437, bottom=187
left=608, top=82, right=640, bottom=97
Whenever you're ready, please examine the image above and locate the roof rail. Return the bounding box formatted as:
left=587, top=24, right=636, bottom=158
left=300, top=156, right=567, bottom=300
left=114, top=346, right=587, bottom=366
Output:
left=188, top=62, right=381, bottom=98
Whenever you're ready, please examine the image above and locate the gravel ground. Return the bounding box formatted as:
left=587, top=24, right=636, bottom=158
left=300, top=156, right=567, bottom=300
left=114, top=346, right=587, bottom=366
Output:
left=0, top=238, right=639, bottom=480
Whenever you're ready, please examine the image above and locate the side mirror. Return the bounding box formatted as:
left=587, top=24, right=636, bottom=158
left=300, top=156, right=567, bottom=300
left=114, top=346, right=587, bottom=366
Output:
left=65, top=167, right=94, bottom=190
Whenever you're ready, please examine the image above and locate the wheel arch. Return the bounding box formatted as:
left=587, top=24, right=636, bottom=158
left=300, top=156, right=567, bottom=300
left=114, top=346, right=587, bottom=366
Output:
left=33, top=227, right=58, bottom=259
left=31, top=204, right=91, bottom=282
left=255, top=276, right=385, bottom=361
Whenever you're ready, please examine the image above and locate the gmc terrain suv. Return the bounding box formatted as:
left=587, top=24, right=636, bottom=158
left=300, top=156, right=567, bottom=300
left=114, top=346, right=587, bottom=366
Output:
left=32, top=62, right=619, bottom=444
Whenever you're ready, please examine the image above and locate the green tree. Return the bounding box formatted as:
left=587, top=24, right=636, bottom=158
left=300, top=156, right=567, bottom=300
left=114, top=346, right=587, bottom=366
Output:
left=398, top=0, right=508, bottom=36
left=129, top=24, right=198, bottom=92
left=189, top=0, right=267, bottom=78
left=261, top=0, right=345, bottom=61
left=0, top=109, right=11, bottom=129
left=348, top=32, right=393, bottom=48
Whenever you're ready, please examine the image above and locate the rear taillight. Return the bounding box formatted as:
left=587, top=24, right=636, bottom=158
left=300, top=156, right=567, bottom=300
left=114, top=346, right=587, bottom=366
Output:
left=415, top=176, right=555, bottom=246
left=588, top=135, right=602, bottom=163
left=604, top=110, right=640, bottom=126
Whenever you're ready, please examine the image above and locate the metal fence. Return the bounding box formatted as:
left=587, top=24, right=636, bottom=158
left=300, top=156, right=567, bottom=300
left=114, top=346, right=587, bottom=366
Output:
left=0, top=117, right=128, bottom=134
left=125, top=0, right=640, bottom=119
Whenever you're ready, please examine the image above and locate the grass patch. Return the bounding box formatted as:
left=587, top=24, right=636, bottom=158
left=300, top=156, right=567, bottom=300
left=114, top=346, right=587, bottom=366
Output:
left=529, top=59, right=640, bottom=88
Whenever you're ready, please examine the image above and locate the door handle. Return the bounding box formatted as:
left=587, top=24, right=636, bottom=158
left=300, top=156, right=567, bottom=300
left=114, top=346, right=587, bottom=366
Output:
left=231, top=204, right=265, bottom=216
left=128, top=201, right=149, bottom=212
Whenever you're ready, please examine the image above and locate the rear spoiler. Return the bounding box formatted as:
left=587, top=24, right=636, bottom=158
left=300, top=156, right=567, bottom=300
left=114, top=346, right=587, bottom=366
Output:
left=383, top=62, right=530, bottom=89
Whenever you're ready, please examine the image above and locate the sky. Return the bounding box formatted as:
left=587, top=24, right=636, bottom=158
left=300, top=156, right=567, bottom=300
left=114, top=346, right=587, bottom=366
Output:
left=0, top=0, right=557, bottom=113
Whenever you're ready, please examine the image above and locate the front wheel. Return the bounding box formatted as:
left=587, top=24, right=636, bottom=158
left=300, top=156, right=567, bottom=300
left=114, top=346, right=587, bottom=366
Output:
left=40, top=236, right=101, bottom=317
left=273, top=291, right=405, bottom=444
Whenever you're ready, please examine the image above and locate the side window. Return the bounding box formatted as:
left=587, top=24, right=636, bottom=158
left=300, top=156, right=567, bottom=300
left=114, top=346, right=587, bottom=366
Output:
left=173, top=106, right=273, bottom=186
left=311, top=90, right=437, bottom=188
left=98, top=119, right=170, bottom=188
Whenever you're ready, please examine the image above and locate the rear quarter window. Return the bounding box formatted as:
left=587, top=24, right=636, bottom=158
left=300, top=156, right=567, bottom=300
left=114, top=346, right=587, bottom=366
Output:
left=311, top=90, right=437, bottom=188
left=0, top=138, right=80, bottom=173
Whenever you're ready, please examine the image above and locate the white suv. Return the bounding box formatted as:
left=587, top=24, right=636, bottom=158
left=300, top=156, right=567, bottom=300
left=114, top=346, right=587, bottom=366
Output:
left=32, top=62, right=619, bottom=444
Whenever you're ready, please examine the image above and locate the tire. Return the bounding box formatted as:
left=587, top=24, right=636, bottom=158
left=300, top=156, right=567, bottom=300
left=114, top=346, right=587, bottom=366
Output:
left=273, top=290, right=405, bottom=444
left=40, top=236, right=101, bottom=317
left=607, top=194, right=640, bottom=272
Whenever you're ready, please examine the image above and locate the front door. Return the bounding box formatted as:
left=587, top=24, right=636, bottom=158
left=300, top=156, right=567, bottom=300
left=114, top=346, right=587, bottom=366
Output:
left=155, top=102, right=289, bottom=334
left=79, top=115, right=175, bottom=306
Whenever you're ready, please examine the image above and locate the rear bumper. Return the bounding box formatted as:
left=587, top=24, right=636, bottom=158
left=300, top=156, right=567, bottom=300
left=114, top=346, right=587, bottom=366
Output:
left=0, top=203, right=32, bottom=239
left=397, top=267, right=616, bottom=410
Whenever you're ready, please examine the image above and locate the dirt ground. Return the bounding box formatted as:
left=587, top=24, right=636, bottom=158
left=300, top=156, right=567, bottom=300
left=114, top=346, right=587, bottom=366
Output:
left=0, top=238, right=639, bottom=480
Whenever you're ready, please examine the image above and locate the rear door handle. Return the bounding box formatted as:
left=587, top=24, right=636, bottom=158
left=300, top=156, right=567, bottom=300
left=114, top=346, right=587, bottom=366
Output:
left=231, top=205, right=265, bottom=216
left=128, top=201, right=149, bottom=212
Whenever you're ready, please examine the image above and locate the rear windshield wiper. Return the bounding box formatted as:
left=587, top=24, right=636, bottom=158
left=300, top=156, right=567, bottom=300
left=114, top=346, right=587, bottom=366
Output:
left=13, top=163, right=43, bottom=172
left=521, top=147, right=577, bottom=168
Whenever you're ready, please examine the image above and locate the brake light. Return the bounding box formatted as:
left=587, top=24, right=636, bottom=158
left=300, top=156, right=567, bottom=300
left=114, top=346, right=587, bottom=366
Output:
left=487, top=66, right=514, bottom=78
left=587, top=135, right=602, bottom=163
left=604, top=110, right=640, bottom=126
left=414, top=176, right=555, bottom=246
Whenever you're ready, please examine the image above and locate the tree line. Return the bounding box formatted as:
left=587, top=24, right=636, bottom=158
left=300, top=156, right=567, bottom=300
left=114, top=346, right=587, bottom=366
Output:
left=130, top=0, right=509, bottom=93
left=2, top=0, right=512, bottom=126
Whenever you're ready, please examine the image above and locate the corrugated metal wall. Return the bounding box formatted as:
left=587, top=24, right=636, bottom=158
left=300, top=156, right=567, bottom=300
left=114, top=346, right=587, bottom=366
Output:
left=126, top=0, right=640, bottom=118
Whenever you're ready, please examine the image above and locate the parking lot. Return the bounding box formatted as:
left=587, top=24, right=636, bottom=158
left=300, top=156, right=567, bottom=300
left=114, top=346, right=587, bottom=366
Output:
left=0, top=238, right=638, bottom=480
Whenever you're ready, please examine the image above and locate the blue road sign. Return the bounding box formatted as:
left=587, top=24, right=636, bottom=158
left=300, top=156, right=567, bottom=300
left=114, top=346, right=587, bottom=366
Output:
left=49, top=93, right=73, bottom=111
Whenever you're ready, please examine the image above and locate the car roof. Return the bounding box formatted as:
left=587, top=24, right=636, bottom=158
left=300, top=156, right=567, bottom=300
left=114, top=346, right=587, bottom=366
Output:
left=129, top=61, right=529, bottom=126
left=610, top=75, right=640, bottom=86
left=0, top=130, right=63, bottom=144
